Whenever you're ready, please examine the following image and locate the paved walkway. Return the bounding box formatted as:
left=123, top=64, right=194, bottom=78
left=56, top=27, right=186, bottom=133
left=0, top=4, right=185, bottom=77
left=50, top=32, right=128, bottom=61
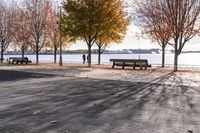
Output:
left=0, top=69, right=200, bottom=133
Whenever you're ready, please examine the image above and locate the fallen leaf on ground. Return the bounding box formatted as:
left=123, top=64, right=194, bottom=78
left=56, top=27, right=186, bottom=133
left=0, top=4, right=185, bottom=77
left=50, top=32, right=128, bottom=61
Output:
left=51, top=120, right=58, bottom=123
left=33, top=110, right=41, bottom=115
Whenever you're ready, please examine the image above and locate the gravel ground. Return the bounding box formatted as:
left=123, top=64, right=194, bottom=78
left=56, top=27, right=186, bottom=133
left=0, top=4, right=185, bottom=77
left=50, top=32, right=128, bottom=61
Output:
left=0, top=64, right=200, bottom=133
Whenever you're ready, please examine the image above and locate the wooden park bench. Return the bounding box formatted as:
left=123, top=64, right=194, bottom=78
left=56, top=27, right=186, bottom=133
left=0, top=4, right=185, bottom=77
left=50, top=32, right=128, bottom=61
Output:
left=8, top=57, right=32, bottom=64
left=110, top=59, right=151, bottom=70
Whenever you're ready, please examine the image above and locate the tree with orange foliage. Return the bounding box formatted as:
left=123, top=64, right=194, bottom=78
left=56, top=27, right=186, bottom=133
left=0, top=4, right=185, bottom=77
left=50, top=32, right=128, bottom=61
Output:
left=61, top=0, right=129, bottom=67
left=162, top=0, right=200, bottom=71
left=135, top=0, right=200, bottom=71
left=24, top=0, right=51, bottom=64
left=48, top=4, right=60, bottom=64
left=0, top=1, right=13, bottom=63
left=135, top=0, right=171, bottom=67
left=96, top=0, right=129, bottom=65
left=12, top=7, right=31, bottom=58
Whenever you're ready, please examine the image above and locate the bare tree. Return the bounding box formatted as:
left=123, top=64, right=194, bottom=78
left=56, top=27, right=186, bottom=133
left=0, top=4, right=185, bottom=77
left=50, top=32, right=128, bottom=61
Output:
left=135, top=0, right=200, bottom=71
left=12, top=7, right=31, bottom=58
left=48, top=3, right=60, bottom=64
left=135, top=0, right=171, bottom=67
left=96, top=42, right=107, bottom=65
left=24, top=0, right=51, bottom=64
left=0, top=1, right=13, bottom=63
left=162, top=0, right=200, bottom=71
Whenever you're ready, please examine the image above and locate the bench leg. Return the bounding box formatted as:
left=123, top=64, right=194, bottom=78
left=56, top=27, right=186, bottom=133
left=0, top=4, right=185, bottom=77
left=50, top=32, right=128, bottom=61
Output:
left=112, top=62, right=115, bottom=68
left=140, top=65, right=142, bottom=70
left=122, top=62, right=125, bottom=69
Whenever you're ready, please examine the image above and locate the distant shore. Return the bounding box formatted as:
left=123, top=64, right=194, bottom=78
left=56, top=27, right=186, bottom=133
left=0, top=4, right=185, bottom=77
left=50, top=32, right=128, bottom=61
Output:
left=2, top=53, right=200, bottom=67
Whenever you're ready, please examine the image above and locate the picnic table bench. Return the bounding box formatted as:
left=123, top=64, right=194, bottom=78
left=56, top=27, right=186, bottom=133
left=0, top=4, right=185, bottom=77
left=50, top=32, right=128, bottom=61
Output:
left=110, top=59, right=151, bottom=70
left=8, top=57, right=32, bottom=64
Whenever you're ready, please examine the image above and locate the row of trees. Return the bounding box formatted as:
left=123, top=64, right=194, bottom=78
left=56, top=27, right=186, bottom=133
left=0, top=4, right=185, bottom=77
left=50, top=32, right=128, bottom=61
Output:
left=0, top=0, right=61, bottom=64
left=0, top=1, right=13, bottom=63
left=1, top=0, right=200, bottom=71
left=134, top=0, right=200, bottom=71
left=0, top=0, right=129, bottom=67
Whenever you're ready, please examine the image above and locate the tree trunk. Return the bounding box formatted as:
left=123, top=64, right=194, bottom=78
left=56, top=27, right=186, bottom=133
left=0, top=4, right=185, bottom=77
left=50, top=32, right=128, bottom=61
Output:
left=54, top=45, right=57, bottom=64
left=1, top=43, right=3, bottom=63
left=36, top=50, right=39, bottom=64
left=174, top=44, right=178, bottom=71
left=36, top=41, right=39, bottom=65
left=87, top=43, right=92, bottom=67
left=59, top=43, right=62, bottom=66
left=174, top=52, right=178, bottom=72
left=22, top=48, right=25, bottom=58
left=98, top=46, right=101, bottom=65
left=161, top=46, right=165, bottom=68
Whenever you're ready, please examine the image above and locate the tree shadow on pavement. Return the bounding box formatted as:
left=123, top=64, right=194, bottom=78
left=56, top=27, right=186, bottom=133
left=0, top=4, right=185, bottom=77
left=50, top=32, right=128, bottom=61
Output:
left=0, top=72, right=199, bottom=133
left=0, top=67, right=91, bottom=82
left=0, top=70, right=56, bottom=82
left=17, top=67, right=92, bottom=77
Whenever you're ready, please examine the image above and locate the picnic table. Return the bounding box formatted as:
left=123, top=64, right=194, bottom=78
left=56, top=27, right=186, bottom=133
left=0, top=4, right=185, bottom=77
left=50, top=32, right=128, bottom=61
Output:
left=110, top=59, right=151, bottom=70
left=8, top=57, right=32, bottom=64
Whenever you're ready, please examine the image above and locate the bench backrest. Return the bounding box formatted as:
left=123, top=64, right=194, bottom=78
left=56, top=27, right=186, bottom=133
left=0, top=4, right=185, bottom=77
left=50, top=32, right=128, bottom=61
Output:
left=134, top=60, right=148, bottom=65
left=110, top=59, right=148, bottom=63
left=9, top=57, right=30, bottom=61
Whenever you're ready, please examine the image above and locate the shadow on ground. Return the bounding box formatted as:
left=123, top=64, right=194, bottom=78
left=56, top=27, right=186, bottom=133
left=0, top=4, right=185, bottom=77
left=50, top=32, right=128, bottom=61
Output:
left=0, top=70, right=56, bottom=82
left=0, top=67, right=92, bottom=82
left=0, top=72, right=199, bottom=133
left=17, top=67, right=92, bottom=77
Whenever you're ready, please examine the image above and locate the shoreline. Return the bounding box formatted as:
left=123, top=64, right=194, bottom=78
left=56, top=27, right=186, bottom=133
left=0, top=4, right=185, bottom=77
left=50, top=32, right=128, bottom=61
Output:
left=1, top=62, right=200, bottom=73
left=3, top=53, right=200, bottom=67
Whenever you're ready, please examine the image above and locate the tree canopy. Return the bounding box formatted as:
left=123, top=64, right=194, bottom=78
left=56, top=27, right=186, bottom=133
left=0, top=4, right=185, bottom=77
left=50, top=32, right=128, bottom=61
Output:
left=23, top=0, right=52, bottom=64
left=0, top=1, right=13, bottom=62
left=135, top=0, right=171, bottom=67
left=134, top=0, right=200, bottom=71
left=61, top=0, right=129, bottom=66
left=12, top=6, right=31, bottom=58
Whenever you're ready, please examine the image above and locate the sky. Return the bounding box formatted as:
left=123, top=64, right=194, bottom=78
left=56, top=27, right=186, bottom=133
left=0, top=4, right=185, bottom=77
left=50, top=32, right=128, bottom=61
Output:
left=68, top=24, right=200, bottom=51
left=68, top=26, right=159, bottom=50
left=5, top=0, right=200, bottom=51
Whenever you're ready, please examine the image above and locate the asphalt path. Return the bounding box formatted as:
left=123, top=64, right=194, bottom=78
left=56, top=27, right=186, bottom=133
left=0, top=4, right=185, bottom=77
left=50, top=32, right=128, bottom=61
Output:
left=0, top=69, right=199, bottom=133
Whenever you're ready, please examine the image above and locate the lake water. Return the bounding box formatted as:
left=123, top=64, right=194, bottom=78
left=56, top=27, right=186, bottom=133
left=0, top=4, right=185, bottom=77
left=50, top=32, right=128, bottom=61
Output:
left=3, top=53, right=200, bottom=67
